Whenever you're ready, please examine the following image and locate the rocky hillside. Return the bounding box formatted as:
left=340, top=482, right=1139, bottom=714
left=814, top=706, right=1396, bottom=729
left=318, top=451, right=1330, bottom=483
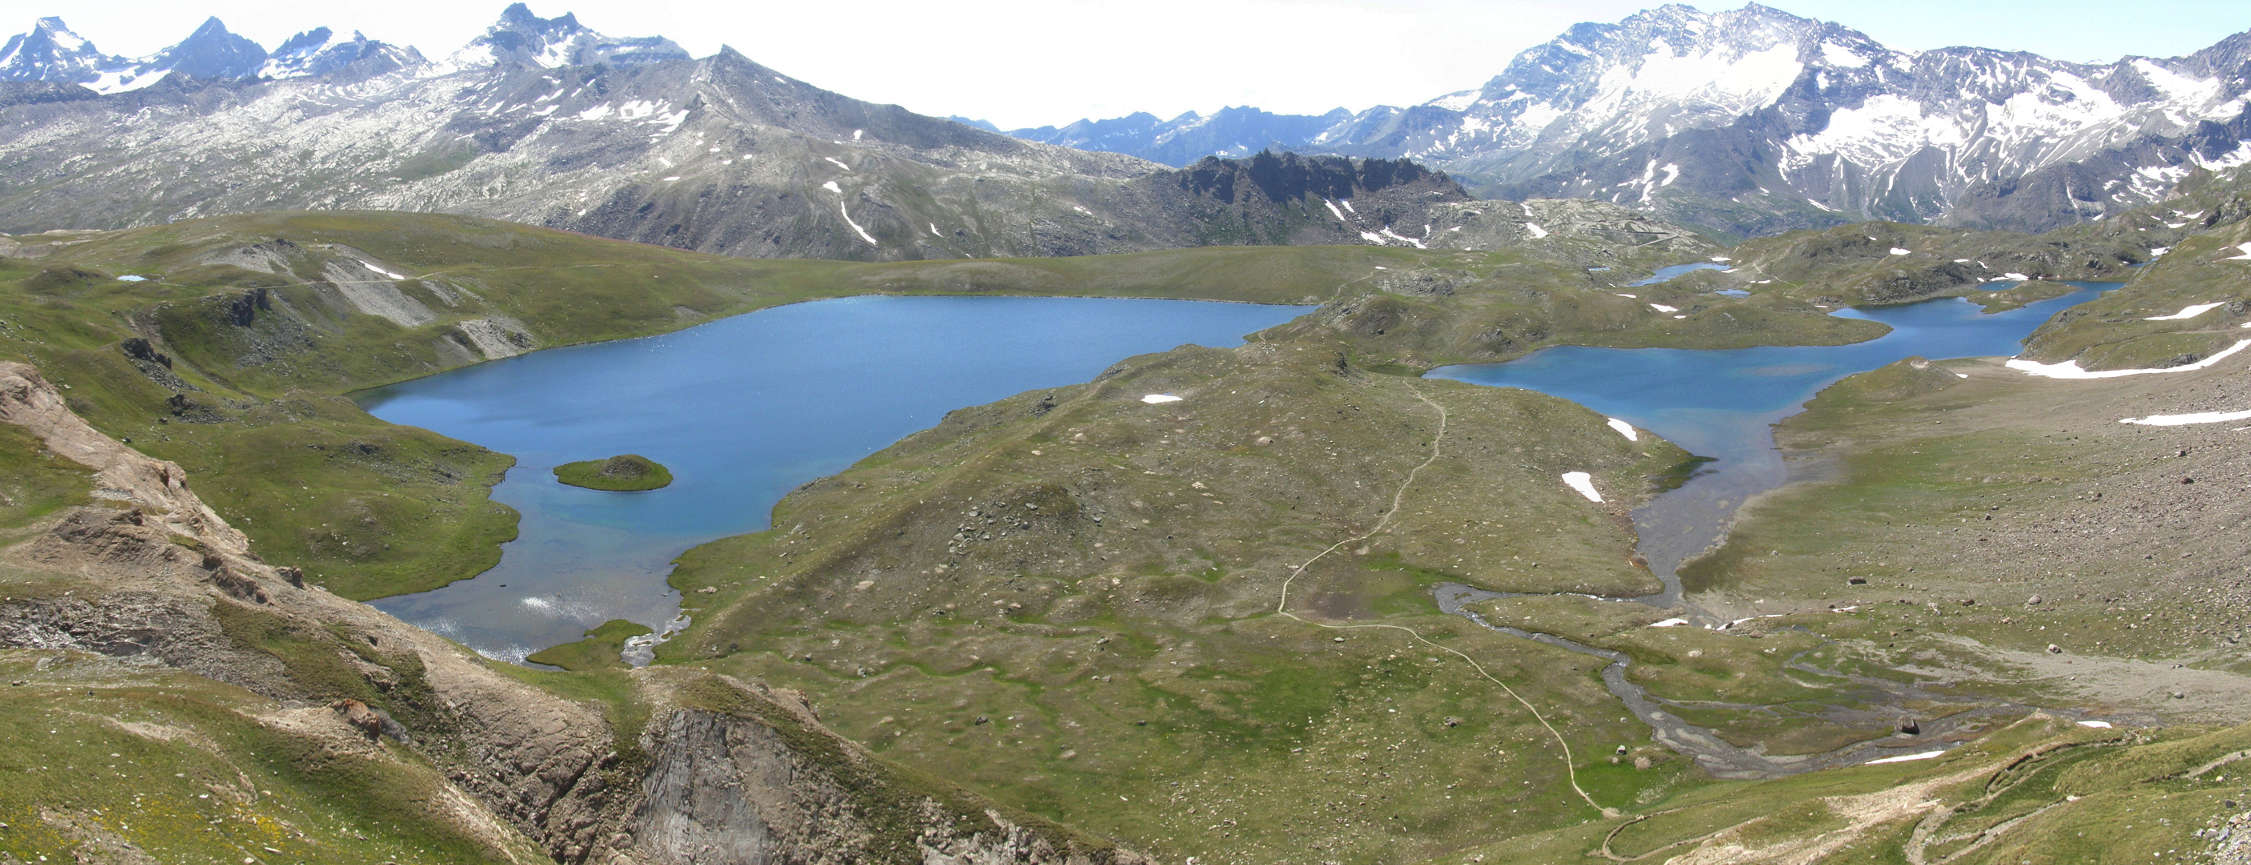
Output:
left=1009, top=5, right=2251, bottom=239
left=0, top=6, right=1546, bottom=264
left=1121, top=151, right=1472, bottom=246
left=0, top=5, right=1157, bottom=261
left=0, top=359, right=1147, bottom=865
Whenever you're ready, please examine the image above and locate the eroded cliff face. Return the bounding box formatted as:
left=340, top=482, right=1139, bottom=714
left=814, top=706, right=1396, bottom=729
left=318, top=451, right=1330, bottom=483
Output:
left=614, top=695, right=1146, bottom=865
left=0, top=360, right=1142, bottom=865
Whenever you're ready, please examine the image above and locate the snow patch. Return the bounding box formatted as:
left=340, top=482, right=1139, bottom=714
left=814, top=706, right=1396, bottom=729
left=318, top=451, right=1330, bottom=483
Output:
left=2077, top=720, right=2113, bottom=729
left=2225, top=243, right=2251, bottom=262
left=838, top=204, right=878, bottom=245
left=1378, top=228, right=1427, bottom=249
left=115, top=275, right=147, bottom=283
left=824, top=157, right=852, bottom=172
left=2145, top=302, right=2223, bottom=321
left=1649, top=303, right=1678, bottom=313
left=1561, top=471, right=1603, bottom=503
left=1864, top=750, right=1945, bottom=766
left=2121, top=407, right=2251, bottom=426
left=1820, top=41, right=1871, bottom=68
left=356, top=260, right=405, bottom=280
left=1323, top=199, right=1349, bottom=224
left=1140, top=394, right=1182, bottom=404
left=821, top=180, right=841, bottom=194
left=1425, top=90, right=1480, bottom=111
left=1889, top=247, right=1912, bottom=256
left=1606, top=418, right=1638, bottom=441
left=852, top=128, right=863, bottom=141
left=1648, top=617, right=1689, bottom=628
left=1525, top=222, right=1549, bottom=239
left=2008, top=339, right=2251, bottom=379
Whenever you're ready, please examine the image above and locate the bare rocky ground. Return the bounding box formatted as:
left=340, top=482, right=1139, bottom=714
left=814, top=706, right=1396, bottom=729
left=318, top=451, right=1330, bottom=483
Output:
left=1684, top=315, right=2251, bottom=726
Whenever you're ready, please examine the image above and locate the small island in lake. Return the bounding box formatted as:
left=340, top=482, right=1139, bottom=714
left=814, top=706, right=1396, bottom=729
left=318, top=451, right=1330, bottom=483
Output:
left=553, top=454, right=673, bottom=491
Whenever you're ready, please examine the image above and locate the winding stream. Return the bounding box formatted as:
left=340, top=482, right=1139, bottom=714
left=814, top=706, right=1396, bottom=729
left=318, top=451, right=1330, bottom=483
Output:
left=1423, top=280, right=2118, bottom=775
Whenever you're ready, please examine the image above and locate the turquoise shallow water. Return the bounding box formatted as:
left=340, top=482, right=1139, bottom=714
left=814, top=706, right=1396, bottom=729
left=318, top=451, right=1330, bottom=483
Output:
left=358, top=295, right=1307, bottom=660
left=1429, top=283, right=2118, bottom=599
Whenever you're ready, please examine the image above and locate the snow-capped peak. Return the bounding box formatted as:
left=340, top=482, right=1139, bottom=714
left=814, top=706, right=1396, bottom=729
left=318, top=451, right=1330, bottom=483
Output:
left=444, top=3, right=689, bottom=72
left=147, top=17, right=268, bottom=81
left=0, top=16, right=124, bottom=84
left=260, top=27, right=421, bottom=80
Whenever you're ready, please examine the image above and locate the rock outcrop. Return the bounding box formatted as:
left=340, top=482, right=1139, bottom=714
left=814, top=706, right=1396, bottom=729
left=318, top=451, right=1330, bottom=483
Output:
left=0, top=359, right=1142, bottom=863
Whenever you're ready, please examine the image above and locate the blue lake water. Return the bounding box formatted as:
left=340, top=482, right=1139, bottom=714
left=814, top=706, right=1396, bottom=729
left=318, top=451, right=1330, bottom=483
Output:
left=1628, top=261, right=1732, bottom=286
left=358, top=295, right=1306, bottom=661
left=1430, top=283, right=2116, bottom=603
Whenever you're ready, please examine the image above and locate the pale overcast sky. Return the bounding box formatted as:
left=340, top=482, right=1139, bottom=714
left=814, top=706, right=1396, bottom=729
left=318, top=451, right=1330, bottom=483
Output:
left=21, top=0, right=2251, bottom=129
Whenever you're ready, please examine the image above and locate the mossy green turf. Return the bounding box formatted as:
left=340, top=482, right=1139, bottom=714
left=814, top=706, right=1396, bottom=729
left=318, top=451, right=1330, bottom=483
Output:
left=0, top=421, right=92, bottom=538
left=0, top=652, right=544, bottom=865
left=553, top=454, right=673, bottom=491
left=643, top=342, right=1717, bottom=861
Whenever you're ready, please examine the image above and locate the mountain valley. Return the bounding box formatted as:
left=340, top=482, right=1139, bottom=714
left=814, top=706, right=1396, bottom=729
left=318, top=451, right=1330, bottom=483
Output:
left=1, top=4, right=2250, bottom=865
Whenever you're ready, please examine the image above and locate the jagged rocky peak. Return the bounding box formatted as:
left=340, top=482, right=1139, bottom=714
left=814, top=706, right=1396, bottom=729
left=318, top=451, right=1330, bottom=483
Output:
left=1171, top=151, right=1467, bottom=205
left=448, top=2, right=690, bottom=70
left=0, top=16, right=122, bottom=83
left=148, top=17, right=268, bottom=81
left=261, top=27, right=422, bottom=80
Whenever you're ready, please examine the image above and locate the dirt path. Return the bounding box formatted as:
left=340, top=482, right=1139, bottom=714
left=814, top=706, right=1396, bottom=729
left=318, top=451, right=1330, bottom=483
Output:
left=1272, top=380, right=1620, bottom=819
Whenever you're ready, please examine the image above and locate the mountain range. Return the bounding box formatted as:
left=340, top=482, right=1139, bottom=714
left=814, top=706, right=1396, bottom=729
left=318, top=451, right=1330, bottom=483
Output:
left=0, top=5, right=1622, bottom=262
left=1006, top=3, right=2251, bottom=237
left=0, top=15, right=421, bottom=92
left=1, top=3, right=2247, bottom=251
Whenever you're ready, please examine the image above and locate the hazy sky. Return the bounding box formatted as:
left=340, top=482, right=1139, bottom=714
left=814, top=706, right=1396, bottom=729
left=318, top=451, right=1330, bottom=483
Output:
left=25, top=1, right=2251, bottom=128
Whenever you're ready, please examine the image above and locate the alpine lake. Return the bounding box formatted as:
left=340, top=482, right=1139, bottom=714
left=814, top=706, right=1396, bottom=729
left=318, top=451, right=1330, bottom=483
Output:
left=359, top=280, right=2115, bottom=663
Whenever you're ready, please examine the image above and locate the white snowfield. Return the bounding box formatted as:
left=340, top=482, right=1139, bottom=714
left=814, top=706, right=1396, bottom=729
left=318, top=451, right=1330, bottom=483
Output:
left=1561, top=471, right=1603, bottom=503
left=2120, top=408, right=2251, bottom=427
left=1864, top=750, right=1945, bottom=765
left=1889, top=247, right=1912, bottom=256
left=1606, top=418, right=1638, bottom=441
left=356, top=259, right=406, bottom=280
left=2007, top=339, right=2251, bottom=379
left=2228, top=242, right=2251, bottom=262
left=2144, top=301, right=2224, bottom=321
left=838, top=204, right=877, bottom=245
left=1140, top=393, right=1182, bottom=404
left=1649, top=303, right=1678, bottom=313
